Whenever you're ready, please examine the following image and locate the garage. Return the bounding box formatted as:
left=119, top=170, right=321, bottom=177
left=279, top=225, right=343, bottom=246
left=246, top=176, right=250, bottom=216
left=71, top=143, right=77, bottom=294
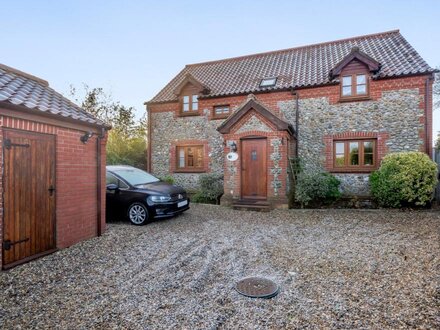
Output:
left=0, top=63, right=109, bottom=269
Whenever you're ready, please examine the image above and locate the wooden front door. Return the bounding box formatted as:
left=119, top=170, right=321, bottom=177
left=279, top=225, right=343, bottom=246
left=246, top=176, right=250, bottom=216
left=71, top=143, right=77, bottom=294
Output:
left=241, top=138, right=267, bottom=199
left=2, top=129, right=56, bottom=268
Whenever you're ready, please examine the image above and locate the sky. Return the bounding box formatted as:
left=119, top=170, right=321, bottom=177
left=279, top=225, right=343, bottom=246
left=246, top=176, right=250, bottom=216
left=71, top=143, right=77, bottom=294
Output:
left=2, top=0, right=439, bottom=144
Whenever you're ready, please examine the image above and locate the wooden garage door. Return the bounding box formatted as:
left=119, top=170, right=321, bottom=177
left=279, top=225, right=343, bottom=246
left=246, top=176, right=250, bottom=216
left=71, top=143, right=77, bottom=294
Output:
left=2, top=129, right=56, bottom=268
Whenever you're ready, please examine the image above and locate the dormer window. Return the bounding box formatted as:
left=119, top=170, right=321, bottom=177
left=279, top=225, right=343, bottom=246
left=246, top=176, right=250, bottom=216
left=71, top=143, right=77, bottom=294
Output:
left=341, top=73, right=368, bottom=99
left=260, top=77, right=277, bottom=88
left=181, top=94, right=199, bottom=114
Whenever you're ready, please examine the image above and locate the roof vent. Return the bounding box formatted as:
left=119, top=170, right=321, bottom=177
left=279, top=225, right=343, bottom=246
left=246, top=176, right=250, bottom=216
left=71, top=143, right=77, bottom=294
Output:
left=259, top=77, right=277, bottom=88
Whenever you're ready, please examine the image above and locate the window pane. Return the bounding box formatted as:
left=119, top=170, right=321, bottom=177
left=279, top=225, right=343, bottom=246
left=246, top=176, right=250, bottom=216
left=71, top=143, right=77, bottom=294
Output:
left=187, top=147, right=194, bottom=166
left=183, top=103, right=189, bottom=111
left=106, top=174, right=118, bottom=185
left=342, top=76, right=352, bottom=86
left=364, top=141, right=374, bottom=165
left=195, top=147, right=203, bottom=167
left=192, top=95, right=198, bottom=102
left=356, top=74, right=366, bottom=84
left=364, top=153, right=373, bottom=165
left=192, top=102, right=198, bottom=111
left=363, top=141, right=373, bottom=153
left=179, top=148, right=185, bottom=168
left=356, top=84, right=366, bottom=94
left=183, top=96, right=189, bottom=103
left=335, top=142, right=344, bottom=154
left=342, top=86, right=352, bottom=96
left=335, top=142, right=345, bottom=166
left=260, top=78, right=277, bottom=87
left=335, top=154, right=345, bottom=166
left=349, top=142, right=359, bottom=165
left=215, top=106, right=229, bottom=115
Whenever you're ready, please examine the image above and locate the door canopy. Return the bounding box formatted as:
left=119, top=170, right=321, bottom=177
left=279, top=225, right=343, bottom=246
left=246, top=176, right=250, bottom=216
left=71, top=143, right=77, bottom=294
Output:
left=217, top=94, right=295, bottom=136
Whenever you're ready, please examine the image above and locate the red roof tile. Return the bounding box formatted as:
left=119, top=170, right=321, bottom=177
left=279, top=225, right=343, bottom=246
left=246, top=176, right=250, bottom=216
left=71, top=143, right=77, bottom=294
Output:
left=148, top=30, right=435, bottom=104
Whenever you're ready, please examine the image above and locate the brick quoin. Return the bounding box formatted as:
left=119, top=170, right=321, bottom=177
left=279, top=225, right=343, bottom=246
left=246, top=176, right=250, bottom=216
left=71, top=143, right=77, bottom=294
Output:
left=0, top=113, right=107, bottom=268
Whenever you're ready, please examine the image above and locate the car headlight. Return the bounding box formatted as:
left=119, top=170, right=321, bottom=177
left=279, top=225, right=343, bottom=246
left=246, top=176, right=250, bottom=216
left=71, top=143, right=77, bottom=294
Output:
left=150, top=195, right=172, bottom=202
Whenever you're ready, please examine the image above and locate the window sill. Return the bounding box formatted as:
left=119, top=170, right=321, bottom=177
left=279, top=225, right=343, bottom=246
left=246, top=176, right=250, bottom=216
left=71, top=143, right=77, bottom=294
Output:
left=338, top=96, right=371, bottom=103
left=211, top=115, right=229, bottom=120
left=329, top=167, right=376, bottom=174
left=178, top=112, right=200, bottom=117
left=174, top=169, right=206, bottom=173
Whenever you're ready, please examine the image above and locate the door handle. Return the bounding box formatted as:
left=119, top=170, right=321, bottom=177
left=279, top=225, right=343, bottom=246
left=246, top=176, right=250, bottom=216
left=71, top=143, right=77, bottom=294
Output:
left=3, top=238, right=29, bottom=250
left=48, top=185, right=56, bottom=196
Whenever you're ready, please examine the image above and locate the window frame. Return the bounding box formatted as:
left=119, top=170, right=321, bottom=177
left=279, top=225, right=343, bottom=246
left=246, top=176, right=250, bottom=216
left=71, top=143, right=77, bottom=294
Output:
left=175, top=145, right=205, bottom=172
left=212, top=104, right=230, bottom=119
left=339, top=73, right=370, bottom=101
left=332, top=139, right=377, bottom=172
left=179, top=93, right=199, bottom=116
left=259, top=77, right=277, bottom=88
left=106, top=173, right=129, bottom=190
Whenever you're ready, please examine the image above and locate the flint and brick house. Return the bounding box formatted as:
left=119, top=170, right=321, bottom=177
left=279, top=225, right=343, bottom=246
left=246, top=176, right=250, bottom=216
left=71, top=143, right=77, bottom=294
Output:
left=145, top=30, right=436, bottom=209
left=0, top=64, right=109, bottom=269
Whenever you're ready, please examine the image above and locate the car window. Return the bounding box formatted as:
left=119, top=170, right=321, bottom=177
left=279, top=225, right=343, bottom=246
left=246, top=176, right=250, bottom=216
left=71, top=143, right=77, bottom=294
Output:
left=106, top=173, right=129, bottom=189
left=112, top=167, right=160, bottom=186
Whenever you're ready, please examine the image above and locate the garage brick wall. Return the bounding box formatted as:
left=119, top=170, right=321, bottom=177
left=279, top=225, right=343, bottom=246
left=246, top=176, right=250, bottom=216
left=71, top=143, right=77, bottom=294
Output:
left=0, top=113, right=107, bottom=268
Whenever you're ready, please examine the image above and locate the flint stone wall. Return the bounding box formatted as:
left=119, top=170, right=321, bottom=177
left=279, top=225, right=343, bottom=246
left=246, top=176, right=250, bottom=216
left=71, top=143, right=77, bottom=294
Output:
left=279, top=88, right=423, bottom=195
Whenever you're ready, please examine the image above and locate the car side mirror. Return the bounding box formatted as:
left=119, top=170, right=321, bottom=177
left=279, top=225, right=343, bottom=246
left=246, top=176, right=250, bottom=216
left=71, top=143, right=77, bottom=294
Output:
left=106, top=183, right=119, bottom=191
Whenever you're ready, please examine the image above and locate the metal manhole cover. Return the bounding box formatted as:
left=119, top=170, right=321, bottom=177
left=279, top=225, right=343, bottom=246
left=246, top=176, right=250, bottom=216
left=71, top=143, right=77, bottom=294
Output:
left=235, top=277, right=279, bottom=298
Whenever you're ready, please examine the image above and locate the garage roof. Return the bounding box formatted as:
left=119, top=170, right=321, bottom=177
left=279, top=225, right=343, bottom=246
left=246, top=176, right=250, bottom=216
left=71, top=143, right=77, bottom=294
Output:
left=0, top=64, right=107, bottom=127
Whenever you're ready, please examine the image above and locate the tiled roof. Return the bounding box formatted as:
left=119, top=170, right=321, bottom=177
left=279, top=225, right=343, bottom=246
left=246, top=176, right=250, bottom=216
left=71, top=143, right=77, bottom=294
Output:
left=148, top=30, right=435, bottom=104
left=0, top=64, right=107, bottom=127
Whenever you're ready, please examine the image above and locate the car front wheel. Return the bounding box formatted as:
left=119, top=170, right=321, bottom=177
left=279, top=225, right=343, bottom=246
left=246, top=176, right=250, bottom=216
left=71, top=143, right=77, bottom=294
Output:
left=127, top=202, right=149, bottom=225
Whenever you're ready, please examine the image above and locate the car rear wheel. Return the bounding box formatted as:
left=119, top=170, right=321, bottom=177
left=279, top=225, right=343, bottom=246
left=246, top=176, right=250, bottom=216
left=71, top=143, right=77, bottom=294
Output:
left=127, top=202, right=149, bottom=225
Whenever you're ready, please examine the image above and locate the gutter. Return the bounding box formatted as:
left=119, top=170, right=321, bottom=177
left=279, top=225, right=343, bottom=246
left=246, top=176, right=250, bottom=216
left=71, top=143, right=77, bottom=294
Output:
left=96, top=127, right=107, bottom=237
left=425, top=75, right=434, bottom=157
left=146, top=104, right=152, bottom=172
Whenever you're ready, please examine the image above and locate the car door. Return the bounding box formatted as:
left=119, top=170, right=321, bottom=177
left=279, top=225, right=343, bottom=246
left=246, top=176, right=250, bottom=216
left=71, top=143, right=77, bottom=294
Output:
left=106, top=173, right=130, bottom=220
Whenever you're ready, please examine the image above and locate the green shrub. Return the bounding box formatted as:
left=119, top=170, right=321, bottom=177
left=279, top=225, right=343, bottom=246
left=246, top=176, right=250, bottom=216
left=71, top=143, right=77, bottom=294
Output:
left=159, top=175, right=175, bottom=184
left=295, top=172, right=341, bottom=207
left=370, top=152, right=438, bottom=207
left=192, top=174, right=224, bottom=204
left=106, top=131, right=147, bottom=169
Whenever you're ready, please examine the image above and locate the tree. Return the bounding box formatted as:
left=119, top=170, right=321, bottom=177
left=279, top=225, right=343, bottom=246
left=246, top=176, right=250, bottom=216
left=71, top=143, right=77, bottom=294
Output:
left=69, top=84, right=148, bottom=169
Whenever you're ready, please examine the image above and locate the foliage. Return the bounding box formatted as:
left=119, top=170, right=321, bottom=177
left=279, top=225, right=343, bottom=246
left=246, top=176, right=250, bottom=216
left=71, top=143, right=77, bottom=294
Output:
left=295, top=171, right=341, bottom=207
left=370, top=152, right=438, bottom=208
left=159, top=175, right=175, bottom=184
left=106, top=132, right=147, bottom=168
left=436, top=131, right=440, bottom=150
left=287, top=157, right=302, bottom=208
left=191, top=174, right=224, bottom=204
left=69, top=84, right=147, bottom=169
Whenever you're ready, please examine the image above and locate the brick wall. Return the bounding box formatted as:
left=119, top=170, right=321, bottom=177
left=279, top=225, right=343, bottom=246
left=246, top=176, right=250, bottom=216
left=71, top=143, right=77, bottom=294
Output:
left=0, top=113, right=107, bottom=268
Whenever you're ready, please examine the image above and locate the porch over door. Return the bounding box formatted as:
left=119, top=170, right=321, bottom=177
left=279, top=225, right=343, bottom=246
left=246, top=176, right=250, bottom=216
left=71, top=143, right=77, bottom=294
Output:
left=2, top=129, right=56, bottom=268
left=241, top=138, right=267, bottom=199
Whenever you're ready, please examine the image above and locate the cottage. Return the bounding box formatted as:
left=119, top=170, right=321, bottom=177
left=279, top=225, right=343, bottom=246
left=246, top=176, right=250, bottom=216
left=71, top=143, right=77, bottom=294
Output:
left=0, top=64, right=109, bottom=269
left=146, top=30, right=436, bottom=209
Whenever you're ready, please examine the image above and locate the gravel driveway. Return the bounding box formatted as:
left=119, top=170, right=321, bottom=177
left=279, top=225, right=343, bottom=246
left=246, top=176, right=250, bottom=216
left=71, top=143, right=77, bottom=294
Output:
left=1, top=204, right=439, bottom=329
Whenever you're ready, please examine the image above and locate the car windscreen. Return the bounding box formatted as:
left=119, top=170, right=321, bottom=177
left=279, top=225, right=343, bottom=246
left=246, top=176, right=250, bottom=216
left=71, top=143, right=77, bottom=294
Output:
left=112, top=168, right=160, bottom=186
